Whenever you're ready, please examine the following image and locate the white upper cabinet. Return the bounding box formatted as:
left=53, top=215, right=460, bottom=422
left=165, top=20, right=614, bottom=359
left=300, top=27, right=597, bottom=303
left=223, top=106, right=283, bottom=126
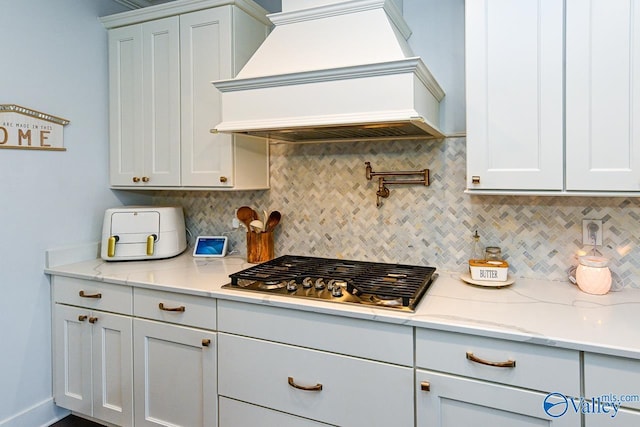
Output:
left=466, top=0, right=564, bottom=191
left=565, top=0, right=640, bottom=191
left=104, top=1, right=269, bottom=190
left=467, top=0, right=640, bottom=195
left=180, top=8, right=233, bottom=187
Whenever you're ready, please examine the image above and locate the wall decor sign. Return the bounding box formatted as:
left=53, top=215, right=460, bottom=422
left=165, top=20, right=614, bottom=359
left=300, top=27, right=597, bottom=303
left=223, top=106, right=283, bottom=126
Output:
left=0, top=104, right=70, bottom=151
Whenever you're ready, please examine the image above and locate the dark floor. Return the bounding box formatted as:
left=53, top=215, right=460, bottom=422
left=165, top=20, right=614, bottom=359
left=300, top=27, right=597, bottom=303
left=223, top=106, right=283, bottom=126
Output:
left=49, top=415, right=105, bottom=427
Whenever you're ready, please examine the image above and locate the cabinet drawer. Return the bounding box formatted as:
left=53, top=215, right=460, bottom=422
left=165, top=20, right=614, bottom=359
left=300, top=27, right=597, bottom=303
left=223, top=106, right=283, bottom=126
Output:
left=53, top=276, right=132, bottom=315
left=219, top=397, right=330, bottom=427
left=218, top=299, right=412, bottom=365
left=218, top=333, right=414, bottom=427
left=133, top=288, right=216, bottom=330
left=584, top=353, right=640, bottom=411
left=416, top=329, right=579, bottom=395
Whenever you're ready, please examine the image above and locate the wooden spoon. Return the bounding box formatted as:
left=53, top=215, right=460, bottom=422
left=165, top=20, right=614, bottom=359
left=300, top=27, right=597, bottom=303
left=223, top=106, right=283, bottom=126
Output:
left=237, top=206, right=255, bottom=229
left=264, top=211, right=281, bottom=232
left=249, top=219, right=264, bottom=233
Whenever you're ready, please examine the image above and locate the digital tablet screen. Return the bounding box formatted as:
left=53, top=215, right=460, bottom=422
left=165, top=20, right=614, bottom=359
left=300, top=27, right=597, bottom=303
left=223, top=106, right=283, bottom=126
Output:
left=193, top=236, right=227, bottom=257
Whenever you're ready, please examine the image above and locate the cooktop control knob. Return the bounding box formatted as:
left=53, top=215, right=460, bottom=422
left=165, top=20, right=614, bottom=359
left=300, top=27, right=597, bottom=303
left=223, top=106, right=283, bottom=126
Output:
left=314, top=278, right=325, bottom=290
left=286, top=280, right=298, bottom=292
left=331, top=280, right=346, bottom=297
left=302, top=277, right=313, bottom=289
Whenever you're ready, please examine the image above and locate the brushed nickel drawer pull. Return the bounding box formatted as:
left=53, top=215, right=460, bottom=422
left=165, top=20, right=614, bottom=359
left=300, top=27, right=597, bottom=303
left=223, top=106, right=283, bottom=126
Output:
left=202, top=339, right=211, bottom=347
left=466, top=351, right=516, bottom=368
left=79, top=290, right=102, bottom=299
left=288, top=376, right=323, bottom=391
left=420, top=381, right=431, bottom=392
left=88, top=316, right=98, bottom=324
left=158, top=303, right=185, bottom=312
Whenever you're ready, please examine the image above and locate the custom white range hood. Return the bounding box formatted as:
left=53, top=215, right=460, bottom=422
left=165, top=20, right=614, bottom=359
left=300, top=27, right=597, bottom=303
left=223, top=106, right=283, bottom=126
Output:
left=212, top=0, right=445, bottom=143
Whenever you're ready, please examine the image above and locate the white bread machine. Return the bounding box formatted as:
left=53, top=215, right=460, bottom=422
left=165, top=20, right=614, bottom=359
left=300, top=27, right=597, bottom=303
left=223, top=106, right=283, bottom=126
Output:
left=101, top=206, right=187, bottom=261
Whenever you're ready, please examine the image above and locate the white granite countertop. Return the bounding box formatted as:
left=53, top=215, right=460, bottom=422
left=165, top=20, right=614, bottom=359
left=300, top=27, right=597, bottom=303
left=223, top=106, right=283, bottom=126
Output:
left=45, top=249, right=640, bottom=360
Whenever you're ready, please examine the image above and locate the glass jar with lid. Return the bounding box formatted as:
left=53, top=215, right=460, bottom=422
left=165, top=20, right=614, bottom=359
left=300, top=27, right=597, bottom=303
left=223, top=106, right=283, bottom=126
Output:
left=484, top=246, right=502, bottom=261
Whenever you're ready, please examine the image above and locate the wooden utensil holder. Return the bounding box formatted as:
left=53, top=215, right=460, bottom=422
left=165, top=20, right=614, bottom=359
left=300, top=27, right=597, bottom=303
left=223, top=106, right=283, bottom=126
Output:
left=246, top=231, right=274, bottom=263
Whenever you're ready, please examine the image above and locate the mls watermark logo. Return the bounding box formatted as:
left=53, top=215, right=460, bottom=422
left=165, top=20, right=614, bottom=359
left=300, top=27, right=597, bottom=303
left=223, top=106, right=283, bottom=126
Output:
left=543, top=393, right=569, bottom=417
left=543, top=392, right=639, bottom=418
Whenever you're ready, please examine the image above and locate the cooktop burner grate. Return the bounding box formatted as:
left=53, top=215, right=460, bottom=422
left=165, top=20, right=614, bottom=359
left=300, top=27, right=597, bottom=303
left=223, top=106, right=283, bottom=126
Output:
left=228, top=255, right=437, bottom=309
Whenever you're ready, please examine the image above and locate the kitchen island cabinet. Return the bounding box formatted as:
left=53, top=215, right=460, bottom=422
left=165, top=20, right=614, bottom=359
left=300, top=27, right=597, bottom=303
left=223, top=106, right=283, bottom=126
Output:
left=103, top=0, right=270, bottom=190
left=466, top=0, right=640, bottom=195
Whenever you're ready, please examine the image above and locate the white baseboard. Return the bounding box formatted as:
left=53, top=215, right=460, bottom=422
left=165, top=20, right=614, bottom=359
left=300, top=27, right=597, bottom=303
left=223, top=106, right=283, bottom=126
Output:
left=0, top=398, right=69, bottom=427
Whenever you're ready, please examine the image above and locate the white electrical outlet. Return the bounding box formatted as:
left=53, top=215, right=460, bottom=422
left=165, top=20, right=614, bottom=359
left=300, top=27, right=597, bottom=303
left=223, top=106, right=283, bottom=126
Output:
left=582, top=219, right=603, bottom=246
left=232, top=209, right=240, bottom=229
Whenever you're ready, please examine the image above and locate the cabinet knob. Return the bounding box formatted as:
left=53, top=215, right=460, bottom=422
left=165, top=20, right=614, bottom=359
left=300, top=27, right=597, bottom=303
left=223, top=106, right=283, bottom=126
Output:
left=202, top=339, right=211, bottom=347
left=133, top=176, right=141, bottom=183
left=219, top=176, right=228, bottom=183
left=142, top=176, right=150, bottom=183
left=78, top=315, right=88, bottom=322
left=420, top=381, right=431, bottom=392
left=88, top=316, right=98, bottom=324
left=471, top=176, right=481, bottom=185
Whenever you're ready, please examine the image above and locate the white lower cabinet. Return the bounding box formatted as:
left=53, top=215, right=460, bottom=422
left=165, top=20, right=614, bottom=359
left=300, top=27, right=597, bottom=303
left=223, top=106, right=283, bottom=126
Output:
left=133, top=319, right=216, bottom=427
left=218, top=333, right=413, bottom=427
left=583, top=353, right=640, bottom=426
left=217, top=300, right=414, bottom=427
left=415, top=329, right=581, bottom=427
left=53, top=278, right=133, bottom=427
left=52, top=277, right=218, bottom=427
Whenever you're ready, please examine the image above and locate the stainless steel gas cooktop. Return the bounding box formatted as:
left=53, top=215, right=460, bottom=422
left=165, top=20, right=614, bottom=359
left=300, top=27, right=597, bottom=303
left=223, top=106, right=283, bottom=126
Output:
left=223, top=255, right=437, bottom=312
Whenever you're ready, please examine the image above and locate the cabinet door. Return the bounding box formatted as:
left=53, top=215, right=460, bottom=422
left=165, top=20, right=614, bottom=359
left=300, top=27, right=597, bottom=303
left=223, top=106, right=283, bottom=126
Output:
left=53, top=305, right=92, bottom=416
left=108, top=24, right=144, bottom=187
left=141, top=17, right=181, bottom=186
left=133, top=319, right=217, bottom=427
left=180, top=8, right=234, bottom=187
left=566, top=0, right=640, bottom=191
left=417, top=370, right=580, bottom=427
left=91, top=312, right=133, bottom=427
left=466, top=0, right=564, bottom=191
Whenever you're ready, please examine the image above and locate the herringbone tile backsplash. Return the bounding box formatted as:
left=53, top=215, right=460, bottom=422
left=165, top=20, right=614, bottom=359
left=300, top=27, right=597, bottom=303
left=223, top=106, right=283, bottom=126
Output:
left=154, top=138, right=640, bottom=289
